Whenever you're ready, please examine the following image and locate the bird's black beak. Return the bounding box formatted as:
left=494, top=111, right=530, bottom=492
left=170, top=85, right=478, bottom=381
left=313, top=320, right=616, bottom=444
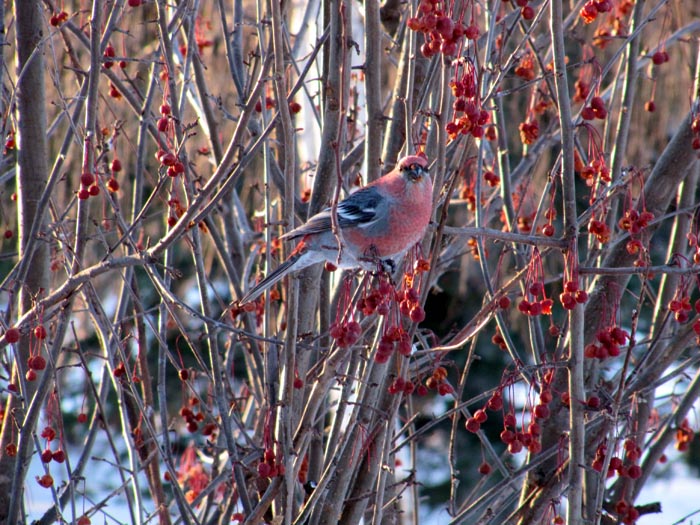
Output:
left=407, top=164, right=428, bottom=182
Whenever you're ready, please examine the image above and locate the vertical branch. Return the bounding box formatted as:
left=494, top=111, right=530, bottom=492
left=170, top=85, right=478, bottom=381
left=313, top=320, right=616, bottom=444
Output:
left=0, top=0, right=49, bottom=521
left=364, top=0, right=382, bottom=181
left=270, top=0, right=299, bottom=520
left=550, top=2, right=584, bottom=525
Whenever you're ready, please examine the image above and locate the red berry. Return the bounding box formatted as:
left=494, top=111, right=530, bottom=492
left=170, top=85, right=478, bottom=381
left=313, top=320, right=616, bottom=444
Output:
left=178, top=369, right=189, bottom=381
left=128, top=0, right=142, bottom=6
left=107, top=178, right=120, bottom=193
left=581, top=106, right=596, bottom=120
left=157, top=117, right=169, bottom=133
left=160, top=103, right=171, bottom=115
left=29, top=355, right=46, bottom=370
left=5, top=327, right=20, bottom=343
left=627, top=464, right=642, bottom=479
left=508, top=439, right=523, bottom=454
left=610, top=457, right=623, bottom=471
left=440, top=40, right=458, bottom=57
left=529, top=282, right=544, bottom=296
left=500, top=429, right=515, bottom=444
left=533, top=403, right=550, bottom=419
left=420, top=42, right=436, bottom=58
left=465, top=417, right=480, bottom=433
left=564, top=280, right=579, bottom=292
left=159, top=152, right=177, bottom=166
left=41, top=448, right=53, bottom=463
left=52, top=449, right=66, bottom=463
left=3, top=229, right=12, bottom=239
left=435, top=16, right=454, bottom=39
left=675, top=310, right=690, bottom=323
left=257, top=462, right=272, bottom=477
left=80, top=172, right=95, bottom=186
left=77, top=413, right=88, bottom=423
left=463, top=24, right=478, bottom=40
left=88, top=184, right=100, bottom=196
left=478, top=462, right=491, bottom=475
left=37, top=474, right=54, bottom=488
left=34, top=325, right=47, bottom=339
left=409, top=305, right=426, bottom=323
left=521, top=5, right=535, bottom=19
left=652, top=51, right=665, bottom=65
left=40, top=427, right=56, bottom=440
left=590, top=96, right=605, bottom=111
left=26, top=369, right=37, bottom=381
left=437, top=383, right=453, bottom=396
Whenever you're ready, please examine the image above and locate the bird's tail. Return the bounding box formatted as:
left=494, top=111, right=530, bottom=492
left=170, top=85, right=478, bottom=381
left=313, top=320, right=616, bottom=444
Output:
left=239, top=252, right=302, bottom=304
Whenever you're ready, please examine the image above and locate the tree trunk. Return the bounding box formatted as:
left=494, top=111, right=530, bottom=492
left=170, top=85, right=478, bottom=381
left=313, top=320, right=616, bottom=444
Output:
left=0, top=0, right=49, bottom=521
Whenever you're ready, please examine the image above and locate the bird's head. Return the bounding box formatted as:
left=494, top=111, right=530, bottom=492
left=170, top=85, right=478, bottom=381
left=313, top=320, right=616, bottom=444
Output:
left=398, top=155, right=430, bottom=183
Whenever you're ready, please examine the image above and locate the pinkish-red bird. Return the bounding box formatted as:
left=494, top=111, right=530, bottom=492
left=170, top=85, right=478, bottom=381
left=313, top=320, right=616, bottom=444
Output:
left=241, top=155, right=433, bottom=303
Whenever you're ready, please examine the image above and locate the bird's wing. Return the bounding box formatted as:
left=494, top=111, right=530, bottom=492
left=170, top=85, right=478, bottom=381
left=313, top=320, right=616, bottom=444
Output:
left=282, top=186, right=384, bottom=240
left=337, top=186, right=383, bottom=228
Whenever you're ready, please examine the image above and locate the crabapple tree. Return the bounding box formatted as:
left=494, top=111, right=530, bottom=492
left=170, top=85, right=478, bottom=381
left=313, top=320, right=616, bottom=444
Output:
left=0, top=0, right=699, bottom=524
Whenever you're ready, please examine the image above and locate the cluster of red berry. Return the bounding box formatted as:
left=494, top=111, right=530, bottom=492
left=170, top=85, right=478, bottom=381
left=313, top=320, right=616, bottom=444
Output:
left=591, top=439, right=644, bottom=524
left=579, top=156, right=611, bottom=189
left=329, top=320, right=362, bottom=349
left=387, top=376, right=418, bottom=396
left=668, top=295, right=694, bottom=324
left=466, top=378, right=552, bottom=458
left=375, top=326, right=411, bottom=363
left=519, top=119, right=539, bottom=145
left=518, top=281, right=554, bottom=317
left=579, top=0, right=613, bottom=24
left=584, top=325, right=629, bottom=359
left=446, top=60, right=490, bottom=140
left=675, top=418, right=695, bottom=452
left=424, top=366, right=453, bottom=396
left=559, top=279, right=588, bottom=310
left=495, top=410, right=543, bottom=455
left=407, top=2, right=477, bottom=58
left=49, top=10, right=69, bottom=27
left=257, top=447, right=286, bottom=478
left=581, top=96, right=608, bottom=121
left=180, top=397, right=206, bottom=434
left=156, top=103, right=186, bottom=177
left=513, top=0, right=536, bottom=20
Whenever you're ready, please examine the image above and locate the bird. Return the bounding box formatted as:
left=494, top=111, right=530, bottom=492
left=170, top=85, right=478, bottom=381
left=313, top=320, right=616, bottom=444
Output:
left=240, top=154, right=433, bottom=303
